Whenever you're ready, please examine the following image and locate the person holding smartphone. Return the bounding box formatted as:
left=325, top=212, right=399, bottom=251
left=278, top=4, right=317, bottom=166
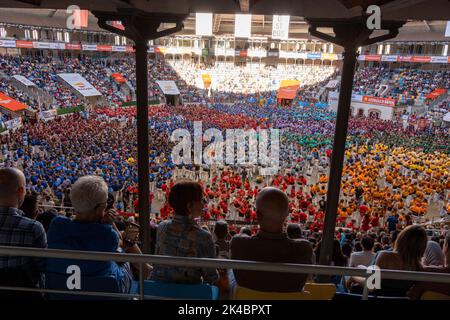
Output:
left=47, top=175, right=152, bottom=295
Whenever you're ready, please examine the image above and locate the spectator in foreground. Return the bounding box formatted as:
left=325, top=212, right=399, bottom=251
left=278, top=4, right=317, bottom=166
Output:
left=0, top=168, right=47, bottom=299
left=374, top=225, right=428, bottom=297
left=214, top=220, right=230, bottom=259
left=422, top=241, right=445, bottom=267
left=151, top=181, right=218, bottom=284
left=349, top=236, right=375, bottom=267
left=231, top=187, right=313, bottom=292
left=47, top=175, right=151, bottom=294
left=408, top=232, right=450, bottom=299
left=213, top=220, right=231, bottom=299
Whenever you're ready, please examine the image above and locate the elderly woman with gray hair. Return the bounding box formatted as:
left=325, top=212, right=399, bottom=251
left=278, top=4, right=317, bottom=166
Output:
left=46, top=175, right=152, bottom=295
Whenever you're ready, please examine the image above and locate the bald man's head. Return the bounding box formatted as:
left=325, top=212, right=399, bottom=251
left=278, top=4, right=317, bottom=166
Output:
left=0, top=168, right=26, bottom=207
left=255, top=187, right=289, bottom=228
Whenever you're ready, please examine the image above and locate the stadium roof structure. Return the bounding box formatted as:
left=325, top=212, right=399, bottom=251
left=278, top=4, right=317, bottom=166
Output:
left=0, top=0, right=448, bottom=265
left=0, top=0, right=449, bottom=20
left=1, top=1, right=450, bottom=42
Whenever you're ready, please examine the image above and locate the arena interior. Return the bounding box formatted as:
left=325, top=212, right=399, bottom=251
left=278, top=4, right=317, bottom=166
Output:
left=0, top=0, right=449, bottom=303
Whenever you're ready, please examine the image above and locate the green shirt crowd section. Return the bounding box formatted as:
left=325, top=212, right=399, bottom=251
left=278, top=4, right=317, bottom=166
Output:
left=121, top=99, right=160, bottom=107
left=57, top=105, right=85, bottom=115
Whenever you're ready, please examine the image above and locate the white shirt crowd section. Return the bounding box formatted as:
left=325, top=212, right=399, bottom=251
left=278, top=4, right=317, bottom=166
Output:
left=168, top=61, right=336, bottom=94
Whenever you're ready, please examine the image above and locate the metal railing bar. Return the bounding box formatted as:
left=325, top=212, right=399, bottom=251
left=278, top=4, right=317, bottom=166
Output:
left=0, top=285, right=139, bottom=299
left=1, top=246, right=450, bottom=284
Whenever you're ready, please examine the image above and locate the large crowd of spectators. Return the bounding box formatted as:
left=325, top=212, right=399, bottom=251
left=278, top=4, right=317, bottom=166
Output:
left=0, top=53, right=449, bottom=300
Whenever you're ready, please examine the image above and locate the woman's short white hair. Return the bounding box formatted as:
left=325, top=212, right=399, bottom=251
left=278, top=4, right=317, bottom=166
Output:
left=70, top=175, right=108, bottom=214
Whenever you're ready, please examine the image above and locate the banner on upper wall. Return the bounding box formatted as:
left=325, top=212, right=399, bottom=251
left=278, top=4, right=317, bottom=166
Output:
left=381, top=55, right=398, bottom=62
left=365, top=55, right=381, bottom=61
left=430, top=56, right=449, bottom=63
left=111, top=73, right=126, bottom=84
left=321, top=53, right=337, bottom=60
left=82, top=44, right=97, bottom=51
left=0, top=40, right=16, bottom=48
left=112, top=45, right=126, bottom=52
left=66, top=43, right=81, bottom=50
left=156, top=80, right=180, bottom=95
left=13, top=75, right=36, bottom=87
left=33, top=42, right=65, bottom=50
left=398, top=56, right=413, bottom=62
left=97, top=45, right=112, bottom=52
left=248, top=49, right=266, bottom=58
left=277, top=80, right=300, bottom=100
left=307, top=53, right=321, bottom=60
left=362, top=95, right=396, bottom=107
left=356, top=54, right=450, bottom=64
left=58, top=73, right=102, bottom=97
left=15, top=40, right=33, bottom=48
left=267, top=50, right=279, bottom=58
left=0, top=92, right=28, bottom=112
left=412, top=56, right=431, bottom=63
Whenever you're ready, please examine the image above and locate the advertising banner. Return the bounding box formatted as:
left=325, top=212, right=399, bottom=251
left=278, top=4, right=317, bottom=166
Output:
left=38, top=109, right=57, bottom=121
left=381, top=55, right=398, bottom=62
left=321, top=53, right=337, bottom=60
left=362, top=95, right=396, bottom=107
left=58, top=73, right=102, bottom=97
left=412, top=56, right=431, bottom=63
left=156, top=80, right=180, bottom=95
left=277, top=80, right=300, bottom=100
left=66, top=43, right=81, bottom=50
left=0, top=92, right=28, bottom=112
left=426, top=88, right=446, bottom=99
left=13, top=75, right=36, bottom=87
left=0, top=40, right=16, bottom=48
left=398, top=56, right=413, bottom=62
left=307, top=53, right=321, bottom=60
left=82, top=44, right=97, bottom=51
left=364, top=55, right=381, bottom=61
left=15, top=40, right=33, bottom=48
left=430, top=56, right=449, bottom=64
left=111, top=73, right=126, bottom=84
left=112, top=45, right=126, bottom=52
left=97, top=45, right=112, bottom=52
